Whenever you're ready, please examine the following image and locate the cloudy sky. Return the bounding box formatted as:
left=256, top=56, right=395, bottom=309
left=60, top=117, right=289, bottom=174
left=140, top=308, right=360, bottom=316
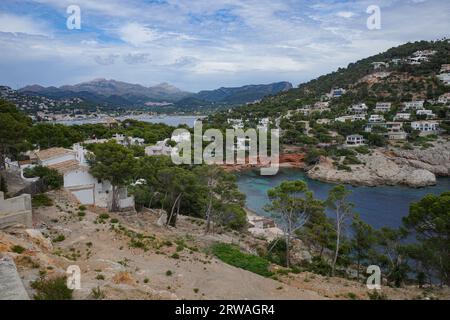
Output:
left=0, top=0, right=449, bottom=92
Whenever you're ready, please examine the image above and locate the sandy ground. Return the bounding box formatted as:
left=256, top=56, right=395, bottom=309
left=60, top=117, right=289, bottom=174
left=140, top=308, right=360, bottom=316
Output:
left=1, top=189, right=448, bottom=300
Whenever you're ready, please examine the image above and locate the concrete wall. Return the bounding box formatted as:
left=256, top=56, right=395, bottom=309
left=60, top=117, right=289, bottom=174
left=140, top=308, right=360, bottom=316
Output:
left=0, top=192, right=32, bottom=229
left=41, top=153, right=76, bottom=166
left=0, top=256, right=30, bottom=300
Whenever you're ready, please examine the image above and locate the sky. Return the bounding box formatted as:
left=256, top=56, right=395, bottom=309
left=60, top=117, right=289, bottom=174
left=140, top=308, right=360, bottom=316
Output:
left=0, top=0, right=449, bottom=92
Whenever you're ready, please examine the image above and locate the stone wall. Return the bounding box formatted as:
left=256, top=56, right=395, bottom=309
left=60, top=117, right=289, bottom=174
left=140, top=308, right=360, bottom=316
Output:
left=0, top=256, right=30, bottom=300
left=0, top=191, right=32, bottom=229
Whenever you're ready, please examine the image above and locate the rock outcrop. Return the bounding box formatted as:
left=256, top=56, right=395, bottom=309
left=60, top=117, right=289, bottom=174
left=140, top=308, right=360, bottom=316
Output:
left=307, top=148, right=440, bottom=188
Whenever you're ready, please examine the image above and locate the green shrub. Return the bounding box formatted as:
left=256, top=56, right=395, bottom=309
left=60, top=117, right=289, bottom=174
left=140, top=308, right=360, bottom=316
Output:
left=99, top=213, right=110, bottom=220
left=32, top=194, right=53, bottom=207
left=367, top=290, right=388, bottom=300
left=337, top=164, right=352, bottom=172
left=354, top=146, right=370, bottom=154
left=165, top=270, right=173, bottom=276
left=110, top=218, right=119, bottom=224
left=24, top=166, right=63, bottom=189
left=77, top=211, right=86, bottom=217
left=31, top=276, right=73, bottom=300
left=11, top=245, right=26, bottom=254
left=78, top=205, right=87, bottom=211
left=53, top=234, right=65, bottom=242
left=90, top=286, right=105, bottom=300
left=212, top=243, right=273, bottom=277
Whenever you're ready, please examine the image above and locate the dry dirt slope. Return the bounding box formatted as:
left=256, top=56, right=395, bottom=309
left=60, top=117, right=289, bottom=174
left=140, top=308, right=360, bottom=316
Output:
left=1, top=190, right=448, bottom=300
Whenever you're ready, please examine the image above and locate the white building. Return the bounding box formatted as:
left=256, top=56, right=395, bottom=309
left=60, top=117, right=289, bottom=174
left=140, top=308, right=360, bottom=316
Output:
left=145, top=140, right=173, bottom=156
left=438, top=93, right=450, bottom=105
left=329, top=88, right=346, bottom=98
left=416, top=109, right=435, bottom=118
left=30, top=147, right=134, bottom=211
left=375, top=102, right=392, bottom=113
left=257, top=118, right=270, bottom=131
left=403, top=101, right=425, bottom=111
left=349, top=103, right=368, bottom=114
left=227, top=119, right=244, bottom=130
left=386, top=122, right=408, bottom=140
left=372, top=62, right=389, bottom=70
left=394, top=113, right=412, bottom=121
left=335, top=115, right=366, bottom=123
left=346, top=135, right=365, bottom=146
left=32, top=148, right=77, bottom=167
left=411, top=121, right=440, bottom=136
left=368, top=114, right=385, bottom=123
left=440, top=64, right=450, bottom=73
left=438, top=73, right=450, bottom=86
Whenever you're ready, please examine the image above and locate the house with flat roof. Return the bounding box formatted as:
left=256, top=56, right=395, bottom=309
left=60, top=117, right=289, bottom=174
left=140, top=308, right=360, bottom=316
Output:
left=411, top=121, right=440, bottom=136
left=403, top=101, right=425, bottom=111
left=349, top=103, right=368, bottom=114
left=375, top=102, right=392, bottom=113
left=416, top=109, right=435, bottom=118
left=346, top=135, right=365, bottom=146
left=394, top=113, right=411, bottom=121
left=368, top=114, right=385, bottom=123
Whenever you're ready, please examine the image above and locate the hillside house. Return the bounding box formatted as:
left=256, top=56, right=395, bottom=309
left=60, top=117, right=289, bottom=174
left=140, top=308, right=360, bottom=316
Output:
left=346, top=135, right=365, bottom=146
left=438, top=73, right=450, bottom=85
left=335, top=115, right=366, bottom=123
left=411, top=121, right=440, bottom=136
left=329, top=88, right=346, bottom=98
left=32, top=148, right=77, bottom=167
left=371, top=62, right=389, bottom=70
left=438, top=93, right=450, bottom=104
left=441, top=64, right=450, bottom=73
left=375, top=102, right=392, bottom=113
left=403, top=101, right=424, bottom=111
left=145, top=140, right=173, bottom=156
left=349, top=103, right=368, bottom=115
left=394, top=113, right=412, bottom=121
left=416, top=109, right=435, bottom=118
left=385, top=122, right=407, bottom=140
left=29, top=147, right=134, bottom=211
left=368, top=114, right=385, bottom=123
left=227, top=119, right=244, bottom=130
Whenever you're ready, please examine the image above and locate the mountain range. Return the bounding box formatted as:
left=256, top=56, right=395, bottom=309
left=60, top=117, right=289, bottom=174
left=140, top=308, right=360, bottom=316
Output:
left=19, top=79, right=293, bottom=108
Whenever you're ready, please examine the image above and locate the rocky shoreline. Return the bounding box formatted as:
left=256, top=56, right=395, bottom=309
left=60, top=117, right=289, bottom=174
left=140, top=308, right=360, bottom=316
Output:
left=307, top=139, right=450, bottom=188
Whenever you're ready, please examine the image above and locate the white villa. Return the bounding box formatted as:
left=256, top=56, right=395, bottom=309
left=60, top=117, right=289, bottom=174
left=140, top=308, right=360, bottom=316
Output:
left=257, top=118, right=270, bottom=131
left=403, top=101, right=425, bottom=111
left=394, top=113, right=412, bottom=121
left=335, top=115, right=366, bottom=123
left=416, top=109, right=435, bottom=118
left=375, top=102, right=392, bottom=113
left=145, top=140, right=173, bottom=156
left=368, top=114, right=385, bottom=123
left=329, top=88, right=346, bottom=98
left=385, top=122, right=408, bottom=140
left=411, top=121, right=440, bottom=136
left=29, top=147, right=134, bottom=211
left=438, top=73, right=450, bottom=86
left=441, top=64, right=450, bottom=73
left=227, top=118, right=244, bottom=130
left=438, top=93, right=450, bottom=105
left=372, top=62, right=389, bottom=70
left=346, top=135, right=365, bottom=147
left=349, top=103, right=368, bottom=114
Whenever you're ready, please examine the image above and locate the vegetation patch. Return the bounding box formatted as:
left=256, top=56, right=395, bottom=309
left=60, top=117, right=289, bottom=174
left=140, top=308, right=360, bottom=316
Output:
left=212, top=243, right=273, bottom=277
left=31, top=276, right=73, bottom=300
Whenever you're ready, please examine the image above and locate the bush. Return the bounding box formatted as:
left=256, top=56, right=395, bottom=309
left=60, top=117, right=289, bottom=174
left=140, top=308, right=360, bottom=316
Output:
left=23, top=166, right=63, bottom=189
left=31, top=276, right=73, bottom=300
left=99, top=213, right=110, bottom=220
left=11, top=245, right=26, bottom=254
left=212, top=243, right=273, bottom=277
left=354, top=146, right=370, bottom=154
left=32, top=194, right=53, bottom=207
left=53, top=234, right=65, bottom=243
left=266, top=238, right=287, bottom=267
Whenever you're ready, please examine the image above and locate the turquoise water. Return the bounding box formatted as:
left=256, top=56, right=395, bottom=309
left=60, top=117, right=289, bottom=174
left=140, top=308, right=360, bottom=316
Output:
left=236, top=168, right=450, bottom=230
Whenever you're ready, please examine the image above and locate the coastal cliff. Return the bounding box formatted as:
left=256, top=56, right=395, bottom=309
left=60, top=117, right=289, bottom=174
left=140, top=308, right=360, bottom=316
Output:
left=307, top=140, right=450, bottom=188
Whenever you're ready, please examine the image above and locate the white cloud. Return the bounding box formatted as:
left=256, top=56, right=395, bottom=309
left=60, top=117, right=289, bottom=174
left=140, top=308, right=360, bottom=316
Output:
left=0, top=13, right=50, bottom=36
left=118, top=23, right=161, bottom=46
left=336, top=11, right=355, bottom=19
